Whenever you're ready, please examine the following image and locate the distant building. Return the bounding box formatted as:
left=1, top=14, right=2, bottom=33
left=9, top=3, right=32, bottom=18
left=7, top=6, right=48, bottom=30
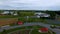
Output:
left=1, top=11, right=9, bottom=15
left=18, top=21, right=23, bottom=25
left=1, top=11, right=12, bottom=15
left=13, top=13, right=18, bottom=16
left=34, top=12, right=50, bottom=18
left=1, top=11, right=18, bottom=16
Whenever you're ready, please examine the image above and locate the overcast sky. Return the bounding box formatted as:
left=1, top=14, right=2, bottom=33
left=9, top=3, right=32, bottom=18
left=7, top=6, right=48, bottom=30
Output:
left=0, top=0, right=60, bottom=10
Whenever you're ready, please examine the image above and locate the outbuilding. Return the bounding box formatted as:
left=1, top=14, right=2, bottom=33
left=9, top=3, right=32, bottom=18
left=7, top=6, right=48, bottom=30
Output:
left=18, top=21, right=23, bottom=25
left=38, top=28, right=48, bottom=33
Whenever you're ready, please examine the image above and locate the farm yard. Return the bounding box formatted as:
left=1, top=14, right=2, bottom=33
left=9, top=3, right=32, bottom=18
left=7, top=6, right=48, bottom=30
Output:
left=0, top=10, right=59, bottom=34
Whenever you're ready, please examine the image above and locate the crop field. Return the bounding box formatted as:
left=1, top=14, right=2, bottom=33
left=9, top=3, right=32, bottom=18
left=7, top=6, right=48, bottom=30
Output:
left=0, top=18, right=18, bottom=26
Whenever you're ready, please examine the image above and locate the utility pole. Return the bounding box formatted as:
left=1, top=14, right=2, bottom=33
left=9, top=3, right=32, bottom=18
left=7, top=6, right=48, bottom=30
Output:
left=26, top=16, right=29, bottom=23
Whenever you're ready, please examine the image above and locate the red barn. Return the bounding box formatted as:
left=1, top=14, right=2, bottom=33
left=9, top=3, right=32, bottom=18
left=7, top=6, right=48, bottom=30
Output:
left=38, top=28, right=48, bottom=33
left=18, top=21, right=23, bottom=25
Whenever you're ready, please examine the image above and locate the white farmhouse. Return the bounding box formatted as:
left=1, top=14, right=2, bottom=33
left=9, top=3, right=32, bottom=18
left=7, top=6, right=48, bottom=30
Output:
left=1, top=11, right=13, bottom=15
left=1, top=11, right=18, bottom=16
left=13, top=13, right=18, bottom=16
left=1, top=11, right=10, bottom=14
left=34, top=12, right=50, bottom=18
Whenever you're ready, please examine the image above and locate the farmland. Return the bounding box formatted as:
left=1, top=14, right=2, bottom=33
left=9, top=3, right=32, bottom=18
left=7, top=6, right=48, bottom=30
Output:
left=0, top=18, right=18, bottom=26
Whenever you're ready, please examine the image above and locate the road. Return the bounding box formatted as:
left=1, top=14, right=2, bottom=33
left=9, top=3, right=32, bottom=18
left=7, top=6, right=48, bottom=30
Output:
left=0, top=22, right=60, bottom=34
left=46, top=19, right=60, bottom=24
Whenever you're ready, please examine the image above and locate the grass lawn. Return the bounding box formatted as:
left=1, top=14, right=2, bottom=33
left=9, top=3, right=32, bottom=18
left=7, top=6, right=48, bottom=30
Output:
left=31, top=29, right=49, bottom=34
left=18, top=17, right=48, bottom=23
left=25, top=25, right=44, bottom=29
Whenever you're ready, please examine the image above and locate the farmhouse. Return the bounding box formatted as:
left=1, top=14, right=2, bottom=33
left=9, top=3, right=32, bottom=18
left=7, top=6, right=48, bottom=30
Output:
left=0, top=11, right=18, bottom=16
left=1, top=11, right=12, bottom=15
left=34, top=12, right=50, bottom=18
left=13, top=12, right=18, bottom=16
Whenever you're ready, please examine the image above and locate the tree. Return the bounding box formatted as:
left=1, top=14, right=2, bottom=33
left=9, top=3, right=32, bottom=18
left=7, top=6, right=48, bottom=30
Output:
left=0, top=10, right=4, bottom=14
left=2, top=29, right=7, bottom=34
left=17, top=11, right=20, bottom=16
left=45, top=11, right=56, bottom=19
left=8, top=11, right=11, bottom=15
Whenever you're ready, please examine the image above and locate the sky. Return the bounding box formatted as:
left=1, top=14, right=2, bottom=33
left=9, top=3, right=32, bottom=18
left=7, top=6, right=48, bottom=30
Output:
left=0, top=0, right=60, bottom=10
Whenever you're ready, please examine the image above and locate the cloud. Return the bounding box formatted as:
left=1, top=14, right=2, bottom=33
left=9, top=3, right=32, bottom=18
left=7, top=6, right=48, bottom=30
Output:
left=0, top=0, right=60, bottom=10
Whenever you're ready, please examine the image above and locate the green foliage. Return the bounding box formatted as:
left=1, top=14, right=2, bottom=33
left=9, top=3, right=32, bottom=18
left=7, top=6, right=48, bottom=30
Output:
left=19, top=12, right=34, bottom=16
left=17, top=11, right=20, bottom=16
left=45, top=11, right=56, bottom=19
left=18, top=17, right=47, bottom=23
left=50, top=25, right=56, bottom=28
